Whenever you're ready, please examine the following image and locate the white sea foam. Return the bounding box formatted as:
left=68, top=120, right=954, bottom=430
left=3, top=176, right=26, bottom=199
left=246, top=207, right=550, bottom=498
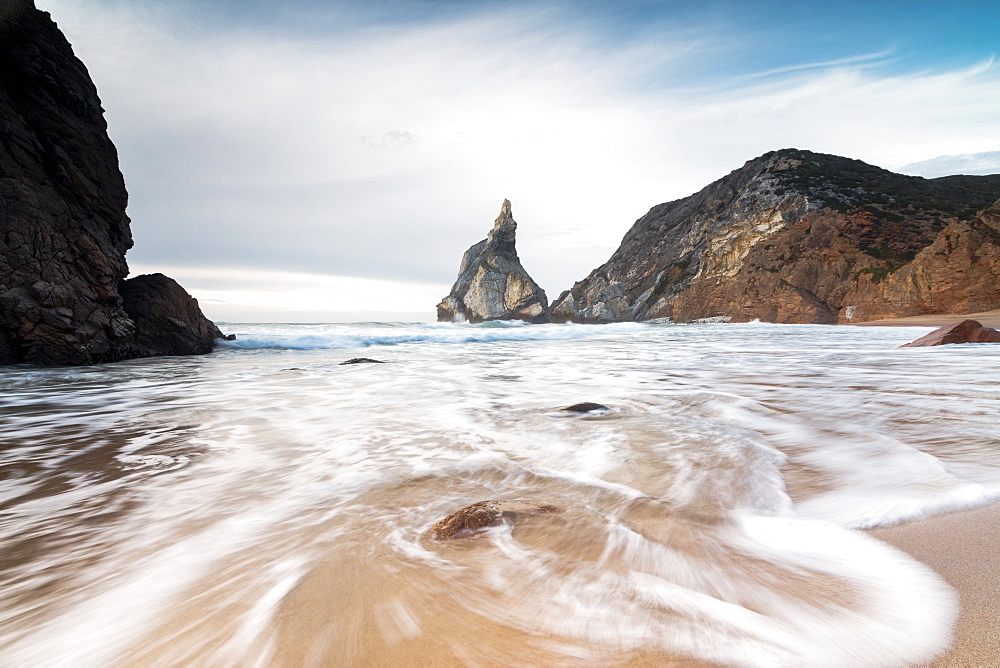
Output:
left=216, top=320, right=651, bottom=350
left=0, top=320, right=994, bottom=665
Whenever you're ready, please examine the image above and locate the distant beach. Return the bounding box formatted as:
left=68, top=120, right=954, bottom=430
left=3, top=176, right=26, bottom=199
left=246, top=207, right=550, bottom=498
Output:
left=850, top=309, right=1000, bottom=329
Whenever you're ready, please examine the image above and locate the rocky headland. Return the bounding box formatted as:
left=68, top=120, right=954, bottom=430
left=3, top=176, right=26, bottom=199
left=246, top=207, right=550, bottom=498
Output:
left=0, top=0, right=222, bottom=365
left=437, top=199, right=548, bottom=323
left=551, top=149, right=1000, bottom=324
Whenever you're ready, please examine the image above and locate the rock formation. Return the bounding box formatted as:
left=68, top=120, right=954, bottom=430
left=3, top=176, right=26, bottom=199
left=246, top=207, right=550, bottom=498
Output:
left=551, top=149, right=1000, bottom=324
left=430, top=500, right=560, bottom=540
left=900, top=320, right=1000, bottom=347
left=1, top=0, right=223, bottom=364
left=437, top=200, right=549, bottom=323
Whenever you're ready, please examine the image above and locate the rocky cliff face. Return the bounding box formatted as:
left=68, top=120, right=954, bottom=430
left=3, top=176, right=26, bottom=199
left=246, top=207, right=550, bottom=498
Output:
left=844, top=200, right=1000, bottom=320
left=437, top=200, right=548, bottom=323
left=0, top=0, right=221, bottom=364
left=551, top=149, right=1000, bottom=324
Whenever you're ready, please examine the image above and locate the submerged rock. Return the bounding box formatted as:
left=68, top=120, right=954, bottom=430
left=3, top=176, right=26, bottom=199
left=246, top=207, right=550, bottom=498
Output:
left=0, top=0, right=224, bottom=365
left=561, top=402, right=610, bottom=413
left=431, top=500, right=560, bottom=540
left=339, top=357, right=386, bottom=365
left=436, top=200, right=549, bottom=323
left=900, top=319, right=1000, bottom=347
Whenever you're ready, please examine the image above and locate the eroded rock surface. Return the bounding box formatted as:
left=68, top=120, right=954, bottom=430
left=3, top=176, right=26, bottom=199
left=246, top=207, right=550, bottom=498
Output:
left=430, top=500, right=560, bottom=540
left=0, top=0, right=223, bottom=364
left=551, top=150, right=1000, bottom=324
left=900, top=319, right=1000, bottom=347
left=437, top=200, right=548, bottom=323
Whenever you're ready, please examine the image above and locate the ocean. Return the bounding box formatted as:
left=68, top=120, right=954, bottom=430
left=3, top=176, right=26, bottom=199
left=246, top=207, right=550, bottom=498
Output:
left=1, top=321, right=998, bottom=666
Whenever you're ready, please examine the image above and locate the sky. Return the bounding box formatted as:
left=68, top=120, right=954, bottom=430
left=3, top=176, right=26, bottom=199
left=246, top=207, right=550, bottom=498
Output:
left=38, top=0, right=1000, bottom=322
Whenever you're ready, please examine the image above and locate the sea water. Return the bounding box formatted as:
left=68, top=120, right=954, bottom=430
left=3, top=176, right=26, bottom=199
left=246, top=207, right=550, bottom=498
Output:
left=1, top=321, right=998, bottom=666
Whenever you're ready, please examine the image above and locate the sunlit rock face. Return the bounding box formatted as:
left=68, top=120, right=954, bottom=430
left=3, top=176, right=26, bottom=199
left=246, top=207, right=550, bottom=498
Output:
left=437, top=199, right=549, bottom=323
left=0, top=0, right=221, bottom=364
left=847, top=199, right=1000, bottom=320
left=551, top=149, right=1000, bottom=324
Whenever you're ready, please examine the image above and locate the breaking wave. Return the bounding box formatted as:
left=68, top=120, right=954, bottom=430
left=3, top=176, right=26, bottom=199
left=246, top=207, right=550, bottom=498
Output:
left=216, top=321, right=655, bottom=350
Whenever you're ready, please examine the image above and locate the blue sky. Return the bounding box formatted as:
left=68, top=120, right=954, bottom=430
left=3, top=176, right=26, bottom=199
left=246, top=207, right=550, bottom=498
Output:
left=39, top=0, right=1000, bottom=321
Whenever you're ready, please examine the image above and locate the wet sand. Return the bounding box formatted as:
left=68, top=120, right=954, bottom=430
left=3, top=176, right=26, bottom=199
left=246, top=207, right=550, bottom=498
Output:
left=869, top=502, right=1000, bottom=667
left=850, top=309, right=1000, bottom=329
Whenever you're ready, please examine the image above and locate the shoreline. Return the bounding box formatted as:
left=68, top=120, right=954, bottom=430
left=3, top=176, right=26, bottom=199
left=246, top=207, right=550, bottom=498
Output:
left=868, top=502, right=1000, bottom=667
left=849, top=309, right=1000, bottom=329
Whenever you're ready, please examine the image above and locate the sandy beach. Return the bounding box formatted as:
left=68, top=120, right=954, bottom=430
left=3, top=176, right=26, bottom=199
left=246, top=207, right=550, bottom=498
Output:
left=853, top=309, right=1000, bottom=665
left=870, top=502, right=1000, bottom=667
left=850, top=310, right=1000, bottom=329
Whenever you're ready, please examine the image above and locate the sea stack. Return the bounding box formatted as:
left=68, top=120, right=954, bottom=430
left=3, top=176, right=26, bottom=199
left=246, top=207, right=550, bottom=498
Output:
left=0, top=0, right=223, bottom=364
left=437, top=199, right=549, bottom=323
left=551, top=149, right=1000, bottom=324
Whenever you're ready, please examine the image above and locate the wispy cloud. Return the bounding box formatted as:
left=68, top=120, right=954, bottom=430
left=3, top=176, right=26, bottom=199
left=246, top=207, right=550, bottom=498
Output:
left=897, top=149, right=1000, bottom=178
left=741, top=49, right=898, bottom=79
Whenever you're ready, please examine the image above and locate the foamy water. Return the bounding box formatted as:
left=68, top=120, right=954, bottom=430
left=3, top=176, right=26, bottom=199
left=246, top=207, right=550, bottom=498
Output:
left=1, top=321, right=998, bottom=666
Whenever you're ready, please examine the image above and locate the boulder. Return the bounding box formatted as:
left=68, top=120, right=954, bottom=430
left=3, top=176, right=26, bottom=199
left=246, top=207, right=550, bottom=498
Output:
left=436, top=200, right=549, bottom=323
left=119, top=273, right=223, bottom=357
left=430, top=500, right=560, bottom=540
left=900, top=319, right=1000, bottom=347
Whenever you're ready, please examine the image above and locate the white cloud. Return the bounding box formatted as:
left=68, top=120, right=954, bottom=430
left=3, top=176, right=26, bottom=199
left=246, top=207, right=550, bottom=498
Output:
left=129, top=264, right=446, bottom=322
left=40, top=1, right=1000, bottom=319
left=897, top=149, right=1000, bottom=178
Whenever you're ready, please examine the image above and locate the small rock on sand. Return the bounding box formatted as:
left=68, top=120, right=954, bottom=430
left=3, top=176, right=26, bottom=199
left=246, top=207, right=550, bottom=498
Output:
left=431, top=500, right=560, bottom=540
left=339, top=358, right=387, bottom=365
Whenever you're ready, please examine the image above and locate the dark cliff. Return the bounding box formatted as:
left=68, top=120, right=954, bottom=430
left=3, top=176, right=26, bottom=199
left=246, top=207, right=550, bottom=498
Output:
left=551, top=149, right=1000, bottom=324
left=437, top=199, right=548, bottom=323
left=0, top=0, right=221, bottom=364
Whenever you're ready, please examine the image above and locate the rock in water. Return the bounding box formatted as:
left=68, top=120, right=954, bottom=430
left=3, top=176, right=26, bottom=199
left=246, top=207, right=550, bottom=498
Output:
left=431, top=500, right=560, bottom=540
left=338, top=357, right=386, bottom=365
left=561, top=402, right=610, bottom=413
left=437, top=200, right=549, bottom=323
left=0, top=0, right=223, bottom=365
left=550, top=149, right=1000, bottom=324
left=900, top=319, right=1000, bottom=347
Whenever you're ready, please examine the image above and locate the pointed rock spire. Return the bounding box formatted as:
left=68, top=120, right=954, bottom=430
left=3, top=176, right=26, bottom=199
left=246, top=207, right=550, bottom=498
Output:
left=436, top=200, right=549, bottom=323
